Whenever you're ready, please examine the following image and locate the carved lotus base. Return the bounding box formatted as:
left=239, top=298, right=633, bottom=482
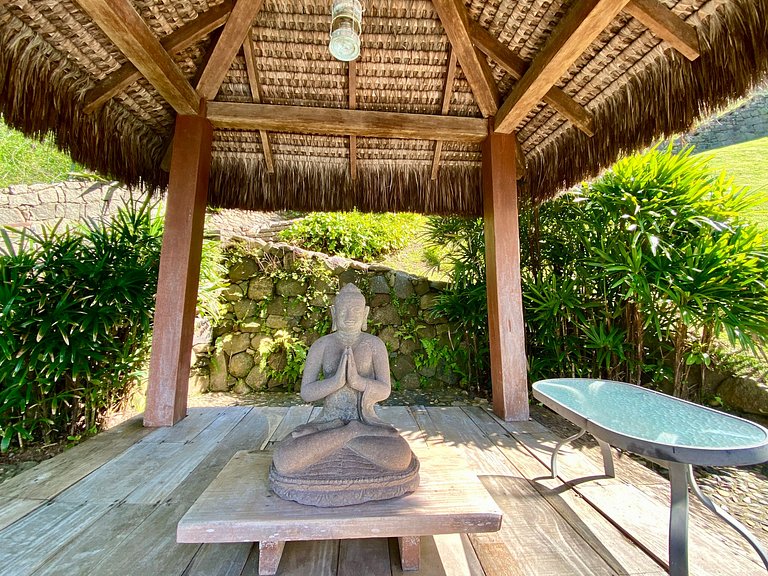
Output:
left=269, top=448, right=420, bottom=507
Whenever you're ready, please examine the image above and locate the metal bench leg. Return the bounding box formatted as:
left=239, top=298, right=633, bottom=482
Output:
left=596, top=439, right=615, bottom=478
left=551, top=428, right=586, bottom=478
left=686, top=465, right=768, bottom=570
left=668, top=462, right=690, bottom=576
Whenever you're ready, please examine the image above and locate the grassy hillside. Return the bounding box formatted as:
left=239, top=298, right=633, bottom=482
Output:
left=0, top=123, right=79, bottom=187
left=698, top=136, right=768, bottom=227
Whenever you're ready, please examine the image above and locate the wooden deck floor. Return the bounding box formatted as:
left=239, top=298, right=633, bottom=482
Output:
left=1, top=404, right=765, bottom=576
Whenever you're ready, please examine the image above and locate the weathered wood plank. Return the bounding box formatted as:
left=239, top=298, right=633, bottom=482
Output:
left=390, top=534, right=487, bottom=576
left=265, top=404, right=314, bottom=448
left=258, top=540, right=286, bottom=575
left=0, top=497, right=44, bottom=532
left=430, top=0, right=498, bottom=117
left=1, top=416, right=151, bottom=500
left=141, top=407, right=230, bottom=444
left=74, top=0, right=200, bottom=115
left=207, top=103, right=489, bottom=143
left=0, top=501, right=112, bottom=575
left=338, top=538, right=391, bottom=576
left=178, top=449, right=501, bottom=543
left=495, top=0, right=630, bottom=133
left=83, top=1, right=233, bottom=113
left=31, top=503, right=156, bottom=576
left=624, top=0, right=700, bottom=60
left=183, top=543, right=253, bottom=576
left=463, top=406, right=665, bottom=575
left=241, top=540, right=339, bottom=576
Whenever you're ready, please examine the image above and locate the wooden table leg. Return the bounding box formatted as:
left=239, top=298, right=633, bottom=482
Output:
left=398, top=536, right=421, bottom=571
left=259, top=541, right=285, bottom=575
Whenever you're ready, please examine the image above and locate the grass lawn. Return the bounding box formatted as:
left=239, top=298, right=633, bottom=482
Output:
left=698, top=136, right=768, bottom=228
left=0, top=123, right=80, bottom=187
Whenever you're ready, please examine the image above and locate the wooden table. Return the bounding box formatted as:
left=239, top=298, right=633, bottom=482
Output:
left=177, top=447, right=502, bottom=574
left=533, top=378, right=768, bottom=576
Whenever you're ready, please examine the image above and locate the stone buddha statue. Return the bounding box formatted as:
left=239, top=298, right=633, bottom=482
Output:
left=269, top=283, right=420, bottom=507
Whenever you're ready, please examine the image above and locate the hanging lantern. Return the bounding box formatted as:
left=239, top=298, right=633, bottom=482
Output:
left=329, top=0, right=363, bottom=62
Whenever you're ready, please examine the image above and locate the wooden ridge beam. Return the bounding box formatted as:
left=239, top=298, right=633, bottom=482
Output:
left=431, top=0, right=498, bottom=118
left=624, top=0, right=700, bottom=61
left=495, top=0, right=629, bottom=134
left=75, top=0, right=200, bottom=115
left=196, top=0, right=264, bottom=101
left=432, top=49, right=458, bottom=181
left=207, top=102, right=489, bottom=142
left=242, top=34, right=274, bottom=173
left=83, top=1, right=233, bottom=113
left=470, top=22, right=595, bottom=137
left=348, top=60, right=358, bottom=181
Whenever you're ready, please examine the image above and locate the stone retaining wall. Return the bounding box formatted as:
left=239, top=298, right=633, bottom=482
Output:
left=190, top=240, right=463, bottom=395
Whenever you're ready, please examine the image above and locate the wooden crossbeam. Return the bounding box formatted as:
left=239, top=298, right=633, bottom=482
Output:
left=624, top=0, right=700, bottom=61
left=207, top=103, right=488, bottom=142
left=83, top=1, right=233, bottom=113
left=431, top=49, right=458, bottom=181
left=196, top=0, right=264, bottom=101
left=495, top=0, right=630, bottom=134
left=242, top=34, right=274, bottom=173
left=349, top=60, right=357, bottom=181
left=75, top=0, right=200, bottom=115
left=470, top=22, right=595, bottom=137
left=431, top=0, right=498, bottom=118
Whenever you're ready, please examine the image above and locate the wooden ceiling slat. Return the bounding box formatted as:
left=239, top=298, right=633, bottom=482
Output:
left=196, top=0, right=265, bottom=101
left=207, top=102, right=488, bottom=142
left=624, top=0, right=700, bottom=61
left=431, top=0, right=498, bottom=118
left=494, top=0, right=630, bottom=134
left=470, top=22, right=595, bottom=137
left=243, top=34, right=274, bottom=173
left=432, top=49, right=458, bottom=181
left=75, top=0, right=200, bottom=115
left=83, top=1, right=233, bottom=113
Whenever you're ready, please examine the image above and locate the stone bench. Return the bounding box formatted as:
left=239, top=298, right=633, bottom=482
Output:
left=177, top=447, right=502, bottom=574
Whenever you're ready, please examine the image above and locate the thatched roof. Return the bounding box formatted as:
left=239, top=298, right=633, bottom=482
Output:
left=1, top=0, right=767, bottom=215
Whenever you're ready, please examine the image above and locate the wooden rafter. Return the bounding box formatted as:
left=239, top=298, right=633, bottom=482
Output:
left=83, top=1, right=233, bottom=114
left=624, top=0, right=700, bottom=61
left=207, top=103, right=488, bottom=142
left=431, top=49, right=458, bottom=181
left=431, top=0, right=498, bottom=118
left=242, top=34, right=274, bottom=173
left=495, top=0, right=630, bottom=134
left=470, top=22, right=595, bottom=137
left=196, top=0, right=264, bottom=101
left=349, top=60, right=357, bottom=181
left=75, top=0, right=200, bottom=115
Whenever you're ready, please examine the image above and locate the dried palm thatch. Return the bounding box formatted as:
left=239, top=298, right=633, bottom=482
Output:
left=0, top=0, right=766, bottom=214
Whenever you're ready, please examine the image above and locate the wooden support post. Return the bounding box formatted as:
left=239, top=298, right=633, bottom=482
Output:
left=144, top=113, right=213, bottom=427
left=482, top=132, right=529, bottom=421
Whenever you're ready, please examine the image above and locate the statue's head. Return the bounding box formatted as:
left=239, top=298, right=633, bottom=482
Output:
left=330, top=283, right=369, bottom=333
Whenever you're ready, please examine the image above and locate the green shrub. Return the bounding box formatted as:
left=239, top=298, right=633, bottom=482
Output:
left=0, top=199, right=163, bottom=451
left=198, top=239, right=229, bottom=323
left=279, top=211, right=423, bottom=262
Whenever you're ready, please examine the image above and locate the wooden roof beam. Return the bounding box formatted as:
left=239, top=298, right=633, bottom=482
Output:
left=75, top=0, right=200, bottom=116
left=348, top=60, right=358, bottom=181
left=196, top=0, right=264, bottom=101
left=624, top=0, right=700, bottom=61
left=495, top=0, right=630, bottom=134
left=207, top=103, right=488, bottom=142
left=470, top=22, right=595, bottom=137
left=431, top=0, right=498, bottom=118
left=83, top=1, right=233, bottom=113
left=242, top=34, right=274, bottom=173
left=431, top=49, right=458, bottom=181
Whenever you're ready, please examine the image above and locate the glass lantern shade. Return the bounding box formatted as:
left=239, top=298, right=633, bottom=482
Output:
left=329, top=0, right=363, bottom=61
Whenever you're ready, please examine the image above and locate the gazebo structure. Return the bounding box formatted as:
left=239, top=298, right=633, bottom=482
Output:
left=1, top=0, right=767, bottom=429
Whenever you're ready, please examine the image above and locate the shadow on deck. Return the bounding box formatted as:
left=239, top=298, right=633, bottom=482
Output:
left=1, top=405, right=765, bottom=575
